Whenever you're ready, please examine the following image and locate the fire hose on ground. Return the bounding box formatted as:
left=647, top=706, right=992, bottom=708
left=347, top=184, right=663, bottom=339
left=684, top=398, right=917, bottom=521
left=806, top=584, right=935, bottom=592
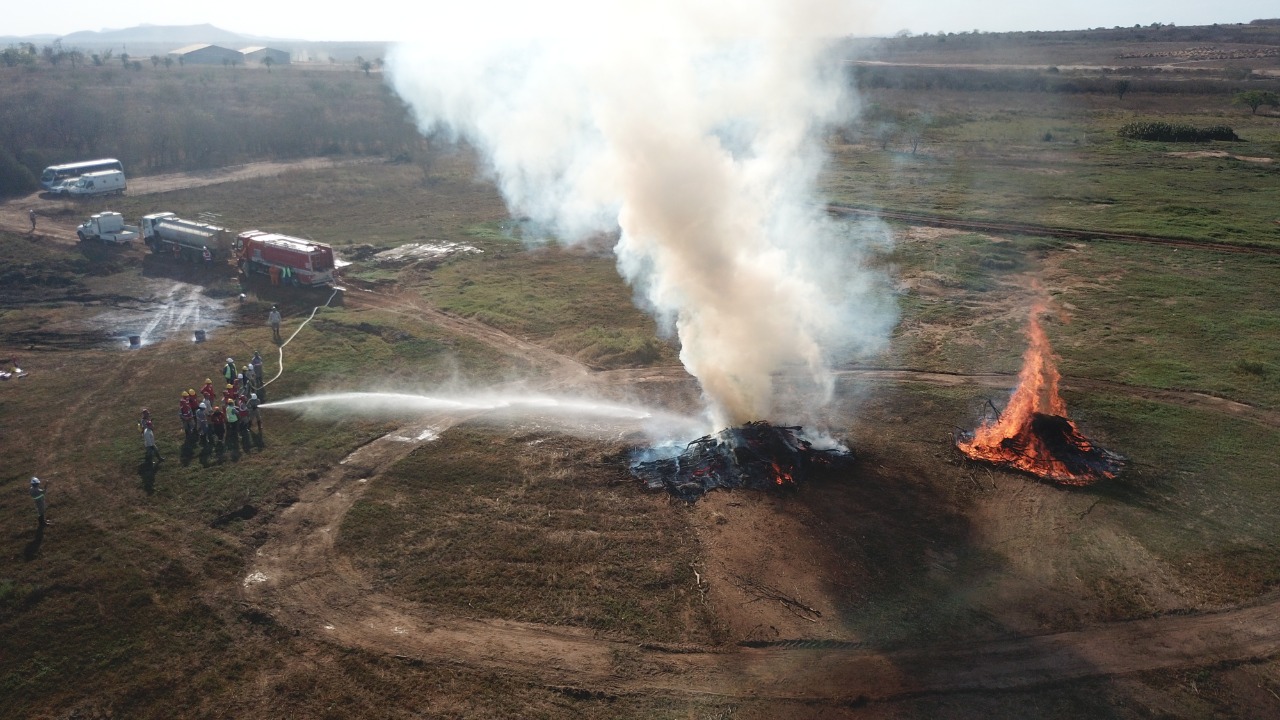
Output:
left=261, top=287, right=342, bottom=389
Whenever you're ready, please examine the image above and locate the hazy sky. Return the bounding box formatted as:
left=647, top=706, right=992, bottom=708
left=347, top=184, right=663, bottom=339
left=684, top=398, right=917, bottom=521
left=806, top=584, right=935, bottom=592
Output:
left=5, top=0, right=1276, bottom=41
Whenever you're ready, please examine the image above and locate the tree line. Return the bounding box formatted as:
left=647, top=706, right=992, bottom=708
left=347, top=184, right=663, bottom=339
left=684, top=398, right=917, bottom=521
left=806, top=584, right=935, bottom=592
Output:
left=852, top=64, right=1280, bottom=97
left=0, top=57, right=423, bottom=198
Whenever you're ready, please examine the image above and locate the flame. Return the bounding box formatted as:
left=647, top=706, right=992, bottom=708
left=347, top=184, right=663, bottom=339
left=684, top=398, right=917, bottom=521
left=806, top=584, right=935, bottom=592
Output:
left=770, top=461, right=795, bottom=486
left=957, top=302, right=1120, bottom=485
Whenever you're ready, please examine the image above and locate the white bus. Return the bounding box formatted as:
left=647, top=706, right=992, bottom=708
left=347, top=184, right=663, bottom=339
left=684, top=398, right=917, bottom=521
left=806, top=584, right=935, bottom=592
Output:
left=40, top=158, right=124, bottom=191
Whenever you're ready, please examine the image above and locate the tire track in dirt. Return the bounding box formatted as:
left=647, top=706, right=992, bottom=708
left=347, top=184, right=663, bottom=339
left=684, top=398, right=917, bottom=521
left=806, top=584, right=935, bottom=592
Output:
left=343, top=285, right=593, bottom=384
left=828, top=204, right=1280, bottom=256
left=241, top=319, right=1280, bottom=702
left=242, top=405, right=1280, bottom=702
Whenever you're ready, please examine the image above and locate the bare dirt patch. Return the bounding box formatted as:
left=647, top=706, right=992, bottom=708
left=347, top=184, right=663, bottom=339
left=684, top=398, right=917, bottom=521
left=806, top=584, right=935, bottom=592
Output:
left=1167, top=150, right=1274, bottom=164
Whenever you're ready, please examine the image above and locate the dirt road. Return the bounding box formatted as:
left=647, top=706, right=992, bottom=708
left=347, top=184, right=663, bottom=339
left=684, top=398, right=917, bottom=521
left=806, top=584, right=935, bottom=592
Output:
left=0, top=156, right=378, bottom=243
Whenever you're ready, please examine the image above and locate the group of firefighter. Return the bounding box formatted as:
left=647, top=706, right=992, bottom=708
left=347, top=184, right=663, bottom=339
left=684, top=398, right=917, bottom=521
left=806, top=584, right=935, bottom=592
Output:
left=140, top=352, right=269, bottom=461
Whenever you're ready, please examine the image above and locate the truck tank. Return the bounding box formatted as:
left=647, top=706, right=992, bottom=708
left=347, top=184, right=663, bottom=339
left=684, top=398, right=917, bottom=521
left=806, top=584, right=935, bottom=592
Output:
left=143, top=213, right=237, bottom=263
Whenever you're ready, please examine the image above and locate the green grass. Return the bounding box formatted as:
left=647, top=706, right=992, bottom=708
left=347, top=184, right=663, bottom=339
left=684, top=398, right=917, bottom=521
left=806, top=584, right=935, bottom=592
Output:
left=107, top=157, right=511, bottom=251
left=828, top=101, right=1280, bottom=247
left=1072, top=395, right=1280, bottom=566
left=878, top=229, right=1280, bottom=409
left=422, top=237, right=677, bottom=369
left=272, top=306, right=524, bottom=390
left=1052, top=244, right=1280, bottom=408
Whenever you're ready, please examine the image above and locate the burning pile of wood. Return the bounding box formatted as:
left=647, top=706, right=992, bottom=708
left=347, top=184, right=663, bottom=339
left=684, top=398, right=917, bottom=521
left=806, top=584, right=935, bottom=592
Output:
left=956, top=302, right=1125, bottom=486
left=631, top=421, right=852, bottom=501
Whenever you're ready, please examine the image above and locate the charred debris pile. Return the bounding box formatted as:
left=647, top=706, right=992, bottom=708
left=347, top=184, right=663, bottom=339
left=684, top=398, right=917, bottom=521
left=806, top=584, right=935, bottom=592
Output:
left=631, top=421, right=852, bottom=501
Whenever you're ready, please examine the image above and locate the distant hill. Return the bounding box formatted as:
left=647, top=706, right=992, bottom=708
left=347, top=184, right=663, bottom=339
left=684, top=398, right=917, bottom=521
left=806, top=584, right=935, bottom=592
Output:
left=0, top=23, right=295, bottom=51
left=0, top=24, right=392, bottom=62
left=59, top=23, right=285, bottom=46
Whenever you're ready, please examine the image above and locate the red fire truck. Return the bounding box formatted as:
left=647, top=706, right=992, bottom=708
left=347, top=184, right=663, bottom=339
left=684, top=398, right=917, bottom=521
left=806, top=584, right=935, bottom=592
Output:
left=237, top=231, right=336, bottom=287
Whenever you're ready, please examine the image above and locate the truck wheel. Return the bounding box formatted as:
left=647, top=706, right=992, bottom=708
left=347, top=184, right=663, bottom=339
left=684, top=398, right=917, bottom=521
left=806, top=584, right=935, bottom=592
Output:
left=77, top=231, right=86, bottom=241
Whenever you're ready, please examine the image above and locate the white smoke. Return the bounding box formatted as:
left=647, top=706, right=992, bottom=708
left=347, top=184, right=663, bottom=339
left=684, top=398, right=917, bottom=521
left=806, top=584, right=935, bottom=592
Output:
left=388, top=0, right=895, bottom=430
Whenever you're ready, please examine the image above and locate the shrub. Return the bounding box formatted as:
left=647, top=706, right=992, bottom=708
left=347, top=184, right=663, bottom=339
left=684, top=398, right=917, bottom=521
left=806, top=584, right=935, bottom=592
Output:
left=0, top=148, right=38, bottom=198
left=1116, top=122, right=1239, bottom=142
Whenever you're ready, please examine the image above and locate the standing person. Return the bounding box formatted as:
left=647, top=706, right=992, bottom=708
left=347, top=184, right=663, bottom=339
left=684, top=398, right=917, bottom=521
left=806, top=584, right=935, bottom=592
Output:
left=143, top=423, right=164, bottom=465
left=242, top=363, right=256, bottom=391
left=202, top=246, right=213, bottom=270
left=235, top=394, right=249, bottom=436
left=138, top=407, right=151, bottom=431
left=201, top=378, right=216, bottom=405
left=222, top=357, right=237, bottom=385
left=251, top=351, right=267, bottom=401
left=29, top=209, right=37, bottom=232
left=225, top=402, right=240, bottom=447
left=268, top=306, right=282, bottom=344
left=195, top=401, right=209, bottom=445
left=209, top=404, right=226, bottom=447
left=179, top=392, right=195, bottom=438
left=269, top=264, right=280, bottom=287
left=248, top=392, right=263, bottom=434
left=30, top=477, right=48, bottom=527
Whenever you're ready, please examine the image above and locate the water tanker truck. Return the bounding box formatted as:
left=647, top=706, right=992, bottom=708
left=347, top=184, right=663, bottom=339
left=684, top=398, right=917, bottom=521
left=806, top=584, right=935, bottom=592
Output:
left=141, top=212, right=238, bottom=263
left=238, top=230, right=336, bottom=287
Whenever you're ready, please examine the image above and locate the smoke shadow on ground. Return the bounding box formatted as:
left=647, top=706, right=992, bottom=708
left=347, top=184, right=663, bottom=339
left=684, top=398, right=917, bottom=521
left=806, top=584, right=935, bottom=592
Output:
left=790, top=446, right=999, bottom=648
left=768, top=381, right=1138, bottom=713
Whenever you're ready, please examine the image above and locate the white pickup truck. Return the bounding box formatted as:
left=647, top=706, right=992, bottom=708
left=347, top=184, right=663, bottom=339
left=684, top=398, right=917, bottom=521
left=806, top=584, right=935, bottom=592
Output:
left=77, top=212, right=140, bottom=244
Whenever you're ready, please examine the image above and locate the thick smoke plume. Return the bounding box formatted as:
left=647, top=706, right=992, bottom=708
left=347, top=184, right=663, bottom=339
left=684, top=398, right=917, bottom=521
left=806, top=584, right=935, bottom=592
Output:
left=389, top=0, right=895, bottom=430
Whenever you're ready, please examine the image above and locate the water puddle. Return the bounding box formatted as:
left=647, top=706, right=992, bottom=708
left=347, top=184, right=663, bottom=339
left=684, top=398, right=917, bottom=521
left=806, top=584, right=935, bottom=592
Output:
left=373, top=242, right=482, bottom=265
left=85, top=279, right=233, bottom=349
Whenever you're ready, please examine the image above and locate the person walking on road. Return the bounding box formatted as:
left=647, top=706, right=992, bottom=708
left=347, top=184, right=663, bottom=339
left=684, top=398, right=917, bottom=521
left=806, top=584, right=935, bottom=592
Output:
left=30, top=477, right=48, bottom=527
left=143, top=424, right=164, bottom=465
left=29, top=209, right=37, bottom=232
left=268, top=306, right=282, bottom=344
